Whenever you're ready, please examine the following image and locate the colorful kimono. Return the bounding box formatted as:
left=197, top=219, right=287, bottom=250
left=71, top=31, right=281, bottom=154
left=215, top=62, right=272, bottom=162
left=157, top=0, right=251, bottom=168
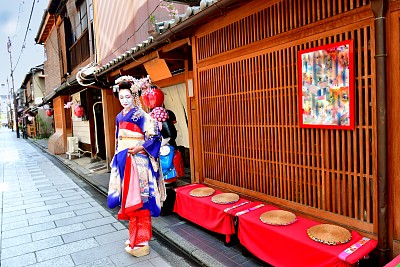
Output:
left=108, top=107, right=165, bottom=248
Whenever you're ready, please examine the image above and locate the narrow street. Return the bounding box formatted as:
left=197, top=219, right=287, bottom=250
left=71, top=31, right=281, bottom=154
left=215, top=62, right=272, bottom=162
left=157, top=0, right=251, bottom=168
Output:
left=0, top=127, right=196, bottom=267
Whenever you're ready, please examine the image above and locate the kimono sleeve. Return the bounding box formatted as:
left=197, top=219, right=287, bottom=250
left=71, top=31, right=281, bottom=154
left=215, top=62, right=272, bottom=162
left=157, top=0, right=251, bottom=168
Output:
left=142, top=114, right=161, bottom=159
left=115, top=115, right=120, bottom=150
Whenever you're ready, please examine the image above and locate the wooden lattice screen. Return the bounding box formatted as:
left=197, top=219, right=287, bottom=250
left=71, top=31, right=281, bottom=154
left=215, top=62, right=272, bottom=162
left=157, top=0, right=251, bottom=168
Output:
left=197, top=0, right=370, bottom=61
left=196, top=1, right=376, bottom=233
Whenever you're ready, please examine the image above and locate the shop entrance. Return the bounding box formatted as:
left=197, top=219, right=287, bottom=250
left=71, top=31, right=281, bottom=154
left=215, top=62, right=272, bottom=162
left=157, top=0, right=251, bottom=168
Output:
left=160, top=83, right=191, bottom=183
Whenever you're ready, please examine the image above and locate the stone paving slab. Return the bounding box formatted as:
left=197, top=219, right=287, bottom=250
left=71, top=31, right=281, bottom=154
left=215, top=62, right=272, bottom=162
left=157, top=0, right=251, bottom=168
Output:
left=2, top=234, right=33, bottom=249
left=0, top=129, right=176, bottom=267
left=1, top=253, right=37, bottom=267
left=76, top=257, right=116, bottom=267
left=26, top=255, right=75, bottom=267
left=26, top=134, right=268, bottom=267
left=32, top=223, right=87, bottom=241
left=47, top=203, right=92, bottom=215
left=62, top=224, right=117, bottom=244
left=2, top=221, right=56, bottom=239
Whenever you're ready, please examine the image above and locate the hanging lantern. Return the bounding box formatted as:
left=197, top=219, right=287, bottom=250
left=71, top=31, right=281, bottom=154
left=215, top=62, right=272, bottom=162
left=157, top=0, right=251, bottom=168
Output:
left=74, top=105, right=85, bottom=118
left=27, top=116, right=34, bottom=122
left=46, top=109, right=54, bottom=116
left=142, top=87, right=164, bottom=108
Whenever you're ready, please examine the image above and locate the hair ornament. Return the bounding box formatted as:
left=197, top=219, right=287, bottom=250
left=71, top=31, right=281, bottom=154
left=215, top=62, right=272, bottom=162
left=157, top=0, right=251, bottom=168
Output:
left=150, top=107, right=169, bottom=122
left=115, top=75, right=153, bottom=110
left=115, top=75, right=134, bottom=85
left=115, top=75, right=152, bottom=94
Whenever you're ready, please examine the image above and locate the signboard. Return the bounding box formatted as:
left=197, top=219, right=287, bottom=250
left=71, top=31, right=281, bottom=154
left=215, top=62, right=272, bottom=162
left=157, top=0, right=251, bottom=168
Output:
left=298, top=40, right=354, bottom=130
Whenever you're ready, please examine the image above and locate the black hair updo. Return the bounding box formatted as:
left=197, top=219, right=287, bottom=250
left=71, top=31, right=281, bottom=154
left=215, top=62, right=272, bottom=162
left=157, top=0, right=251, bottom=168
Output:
left=113, top=80, right=132, bottom=98
left=118, top=81, right=132, bottom=90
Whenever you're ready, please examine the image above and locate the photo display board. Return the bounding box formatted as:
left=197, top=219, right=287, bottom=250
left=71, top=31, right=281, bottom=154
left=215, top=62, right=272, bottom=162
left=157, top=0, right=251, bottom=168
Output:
left=298, top=40, right=354, bottom=130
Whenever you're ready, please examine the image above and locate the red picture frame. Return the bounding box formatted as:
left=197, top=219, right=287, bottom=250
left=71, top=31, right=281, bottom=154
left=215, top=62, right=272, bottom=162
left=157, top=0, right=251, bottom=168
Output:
left=298, top=40, right=354, bottom=130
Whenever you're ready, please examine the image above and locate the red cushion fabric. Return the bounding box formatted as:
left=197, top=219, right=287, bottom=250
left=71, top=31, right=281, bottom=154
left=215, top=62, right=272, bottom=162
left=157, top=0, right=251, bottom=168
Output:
left=174, top=184, right=252, bottom=242
left=238, top=204, right=377, bottom=267
left=173, top=184, right=377, bottom=267
left=385, top=254, right=400, bottom=267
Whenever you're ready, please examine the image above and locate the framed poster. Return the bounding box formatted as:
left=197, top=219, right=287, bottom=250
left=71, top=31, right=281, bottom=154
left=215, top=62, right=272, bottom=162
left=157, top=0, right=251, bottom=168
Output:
left=298, top=40, right=354, bottom=130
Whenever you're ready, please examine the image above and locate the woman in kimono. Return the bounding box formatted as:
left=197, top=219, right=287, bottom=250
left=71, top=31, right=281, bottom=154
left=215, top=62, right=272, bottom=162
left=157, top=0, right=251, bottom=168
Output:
left=107, top=76, right=165, bottom=257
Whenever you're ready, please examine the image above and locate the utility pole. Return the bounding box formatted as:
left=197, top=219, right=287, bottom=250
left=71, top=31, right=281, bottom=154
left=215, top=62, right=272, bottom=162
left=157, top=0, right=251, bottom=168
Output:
left=7, top=37, right=20, bottom=138
left=6, top=79, right=13, bottom=132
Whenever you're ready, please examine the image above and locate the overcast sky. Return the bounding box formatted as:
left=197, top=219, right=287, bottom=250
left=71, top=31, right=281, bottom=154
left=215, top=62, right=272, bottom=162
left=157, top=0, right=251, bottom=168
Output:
left=0, top=0, right=48, bottom=93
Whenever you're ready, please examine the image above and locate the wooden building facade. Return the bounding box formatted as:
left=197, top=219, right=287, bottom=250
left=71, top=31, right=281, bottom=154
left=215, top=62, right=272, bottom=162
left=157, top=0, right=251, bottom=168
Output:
left=89, top=0, right=399, bottom=262
left=35, top=0, right=105, bottom=157
left=186, top=0, right=400, bottom=259
left=92, top=0, right=190, bottom=165
left=388, top=0, right=400, bottom=258
left=194, top=0, right=376, bottom=233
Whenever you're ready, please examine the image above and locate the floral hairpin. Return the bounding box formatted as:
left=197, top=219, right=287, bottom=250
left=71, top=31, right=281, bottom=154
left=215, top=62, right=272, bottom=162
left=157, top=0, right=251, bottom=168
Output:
left=115, top=75, right=134, bottom=85
left=115, top=75, right=152, bottom=93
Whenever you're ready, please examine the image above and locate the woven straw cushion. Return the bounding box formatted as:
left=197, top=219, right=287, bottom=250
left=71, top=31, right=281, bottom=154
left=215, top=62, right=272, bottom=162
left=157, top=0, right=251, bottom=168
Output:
left=260, top=210, right=297, bottom=226
left=189, top=187, right=215, bottom=197
left=307, top=224, right=352, bottom=245
left=211, top=193, right=239, bottom=204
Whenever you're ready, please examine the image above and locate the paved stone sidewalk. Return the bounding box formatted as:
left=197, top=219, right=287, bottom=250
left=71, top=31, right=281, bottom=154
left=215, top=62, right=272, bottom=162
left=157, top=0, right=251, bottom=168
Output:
left=0, top=128, right=174, bottom=267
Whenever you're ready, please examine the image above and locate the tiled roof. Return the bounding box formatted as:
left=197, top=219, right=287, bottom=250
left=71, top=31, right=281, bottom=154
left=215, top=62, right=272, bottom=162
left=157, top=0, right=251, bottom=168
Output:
left=94, top=0, right=220, bottom=75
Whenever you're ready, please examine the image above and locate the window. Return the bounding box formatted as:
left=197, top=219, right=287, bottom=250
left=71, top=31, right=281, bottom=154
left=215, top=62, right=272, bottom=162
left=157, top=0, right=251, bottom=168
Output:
left=69, top=0, right=91, bottom=70
left=30, top=82, right=34, bottom=100
left=88, top=0, right=93, bottom=22
left=74, top=0, right=88, bottom=41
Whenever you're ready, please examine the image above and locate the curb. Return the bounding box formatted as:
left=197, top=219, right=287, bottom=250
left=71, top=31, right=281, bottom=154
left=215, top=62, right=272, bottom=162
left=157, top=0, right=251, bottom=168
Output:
left=28, top=139, right=220, bottom=267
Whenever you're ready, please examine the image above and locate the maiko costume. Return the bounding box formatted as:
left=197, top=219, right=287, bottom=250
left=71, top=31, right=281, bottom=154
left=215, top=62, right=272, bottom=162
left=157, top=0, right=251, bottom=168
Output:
left=107, top=76, right=165, bottom=257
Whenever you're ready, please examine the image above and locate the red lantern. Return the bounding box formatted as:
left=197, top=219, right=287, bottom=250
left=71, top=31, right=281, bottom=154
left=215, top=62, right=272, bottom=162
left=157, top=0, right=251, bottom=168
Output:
left=142, top=87, right=164, bottom=108
left=74, top=105, right=85, bottom=117
left=46, top=109, right=54, bottom=116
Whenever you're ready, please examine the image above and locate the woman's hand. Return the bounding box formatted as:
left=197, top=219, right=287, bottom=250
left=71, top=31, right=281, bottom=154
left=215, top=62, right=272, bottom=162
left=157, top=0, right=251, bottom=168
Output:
left=128, top=145, right=144, bottom=155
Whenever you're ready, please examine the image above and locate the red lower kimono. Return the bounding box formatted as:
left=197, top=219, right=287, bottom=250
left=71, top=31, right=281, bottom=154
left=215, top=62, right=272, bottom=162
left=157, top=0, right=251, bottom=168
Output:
left=118, top=155, right=152, bottom=248
left=128, top=210, right=152, bottom=248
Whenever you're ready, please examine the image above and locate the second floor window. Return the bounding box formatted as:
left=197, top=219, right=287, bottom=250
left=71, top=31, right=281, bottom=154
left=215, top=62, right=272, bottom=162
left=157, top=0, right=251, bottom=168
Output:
left=74, top=0, right=88, bottom=41
left=30, top=82, right=34, bottom=100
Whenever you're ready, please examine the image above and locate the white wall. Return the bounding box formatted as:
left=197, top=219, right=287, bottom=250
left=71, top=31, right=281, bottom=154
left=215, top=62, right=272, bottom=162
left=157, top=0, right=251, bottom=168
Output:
left=160, top=83, right=189, bottom=148
left=71, top=91, right=90, bottom=144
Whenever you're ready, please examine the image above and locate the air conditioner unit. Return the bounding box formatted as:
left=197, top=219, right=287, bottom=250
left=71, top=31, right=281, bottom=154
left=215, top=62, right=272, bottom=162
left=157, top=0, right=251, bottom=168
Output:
left=66, top=137, right=80, bottom=159
left=67, top=137, right=79, bottom=153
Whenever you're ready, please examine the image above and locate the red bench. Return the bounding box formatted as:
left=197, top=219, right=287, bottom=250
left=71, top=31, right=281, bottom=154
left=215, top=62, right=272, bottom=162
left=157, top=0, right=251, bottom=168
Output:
left=385, top=254, right=400, bottom=267
left=174, top=183, right=252, bottom=243
left=237, top=203, right=377, bottom=267
left=174, top=184, right=377, bottom=266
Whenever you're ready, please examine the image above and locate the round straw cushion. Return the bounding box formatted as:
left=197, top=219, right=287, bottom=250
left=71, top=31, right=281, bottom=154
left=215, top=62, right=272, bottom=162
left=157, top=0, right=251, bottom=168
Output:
left=189, top=187, right=215, bottom=197
left=307, top=224, right=352, bottom=245
left=211, top=193, right=239, bottom=204
left=260, top=210, right=297, bottom=226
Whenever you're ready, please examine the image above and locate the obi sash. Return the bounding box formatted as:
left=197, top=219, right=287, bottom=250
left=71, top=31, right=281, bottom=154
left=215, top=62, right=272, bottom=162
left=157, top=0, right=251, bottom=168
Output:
left=118, top=121, right=145, bottom=152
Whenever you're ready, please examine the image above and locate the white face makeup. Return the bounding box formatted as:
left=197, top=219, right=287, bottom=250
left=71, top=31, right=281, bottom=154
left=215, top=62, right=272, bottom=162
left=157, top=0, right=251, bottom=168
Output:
left=119, top=89, right=134, bottom=110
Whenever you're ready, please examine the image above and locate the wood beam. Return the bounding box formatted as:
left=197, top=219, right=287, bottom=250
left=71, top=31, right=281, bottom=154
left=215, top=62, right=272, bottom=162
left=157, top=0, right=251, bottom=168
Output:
left=108, top=51, right=158, bottom=78
left=158, top=51, right=188, bottom=61
left=160, top=38, right=191, bottom=53
left=108, top=38, right=190, bottom=79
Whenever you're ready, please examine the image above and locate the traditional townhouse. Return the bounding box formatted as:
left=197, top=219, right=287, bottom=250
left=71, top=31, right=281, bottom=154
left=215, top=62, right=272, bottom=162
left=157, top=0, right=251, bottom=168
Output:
left=35, top=0, right=104, bottom=159
left=84, top=0, right=400, bottom=264
left=88, top=0, right=191, bottom=167
left=19, top=65, right=49, bottom=138
left=30, top=0, right=400, bottom=264
left=0, top=84, right=10, bottom=127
